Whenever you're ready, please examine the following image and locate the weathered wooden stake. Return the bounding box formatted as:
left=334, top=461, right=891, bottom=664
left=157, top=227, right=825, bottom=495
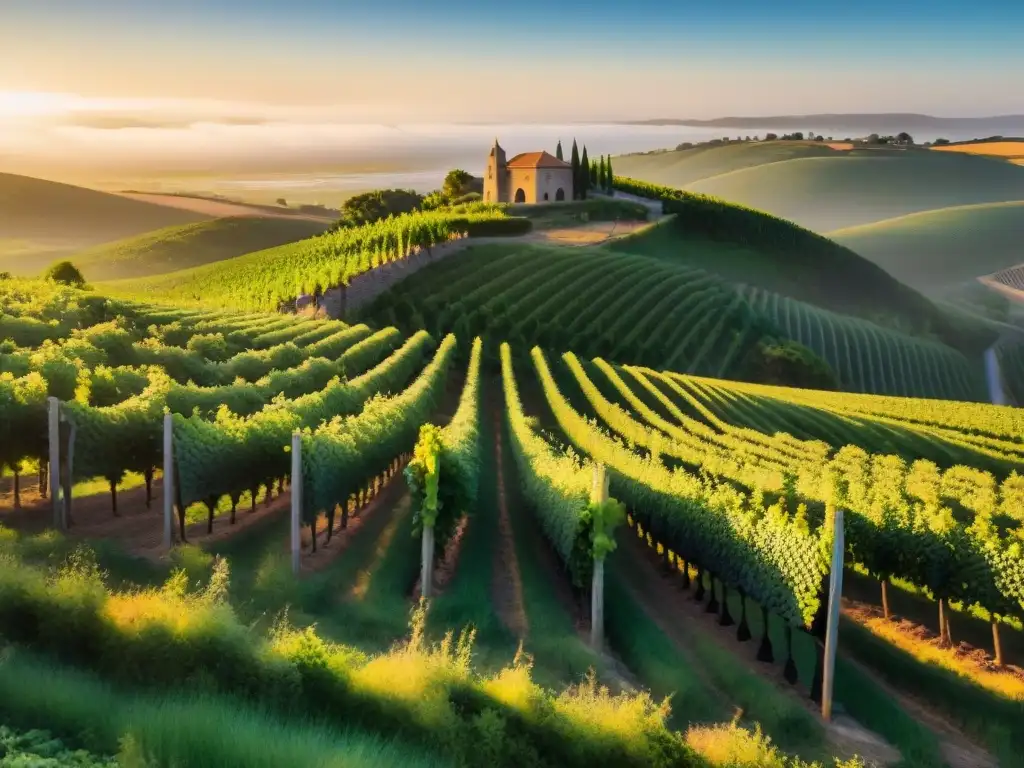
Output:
left=421, top=524, right=435, bottom=599
left=590, top=463, right=610, bottom=651
left=290, top=431, right=302, bottom=576
left=47, top=397, right=63, bottom=530
left=821, top=508, right=845, bottom=721
left=162, top=414, right=174, bottom=550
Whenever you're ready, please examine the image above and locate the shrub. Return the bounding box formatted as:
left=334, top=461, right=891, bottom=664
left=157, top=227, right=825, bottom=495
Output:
left=44, top=261, right=86, bottom=288
left=740, top=339, right=839, bottom=390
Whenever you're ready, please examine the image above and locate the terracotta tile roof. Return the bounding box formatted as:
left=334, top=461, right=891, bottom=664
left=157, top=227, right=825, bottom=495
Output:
left=505, top=151, right=570, bottom=169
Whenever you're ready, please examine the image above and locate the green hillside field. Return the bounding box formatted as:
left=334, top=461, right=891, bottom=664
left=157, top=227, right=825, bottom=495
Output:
left=72, top=216, right=332, bottom=282
left=828, top=201, right=1024, bottom=296
left=618, top=149, right=1024, bottom=232
left=605, top=184, right=994, bottom=356
left=0, top=172, right=208, bottom=272
left=614, top=140, right=848, bottom=187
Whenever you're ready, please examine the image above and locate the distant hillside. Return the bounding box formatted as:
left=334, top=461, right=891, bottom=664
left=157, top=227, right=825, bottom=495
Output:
left=0, top=173, right=208, bottom=272
left=621, top=113, right=1024, bottom=133
left=614, top=141, right=847, bottom=187
left=74, top=216, right=332, bottom=282
left=602, top=198, right=991, bottom=357
left=929, top=139, right=1024, bottom=164
left=828, top=201, right=1024, bottom=296
left=678, top=150, right=1024, bottom=231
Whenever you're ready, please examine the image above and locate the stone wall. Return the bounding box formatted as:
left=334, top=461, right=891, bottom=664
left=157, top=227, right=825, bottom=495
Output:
left=319, top=236, right=477, bottom=321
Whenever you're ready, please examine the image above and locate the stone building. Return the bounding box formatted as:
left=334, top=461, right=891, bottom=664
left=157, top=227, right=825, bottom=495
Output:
left=483, top=139, right=573, bottom=204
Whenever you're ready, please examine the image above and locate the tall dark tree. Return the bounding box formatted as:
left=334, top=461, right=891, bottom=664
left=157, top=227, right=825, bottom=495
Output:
left=556, top=140, right=564, bottom=161
left=580, top=146, right=590, bottom=199
left=598, top=156, right=607, bottom=189
left=590, top=160, right=598, bottom=188
left=605, top=155, right=614, bottom=191
left=570, top=139, right=581, bottom=199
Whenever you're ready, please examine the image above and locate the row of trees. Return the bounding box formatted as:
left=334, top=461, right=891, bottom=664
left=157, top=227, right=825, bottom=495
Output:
left=555, top=139, right=615, bottom=198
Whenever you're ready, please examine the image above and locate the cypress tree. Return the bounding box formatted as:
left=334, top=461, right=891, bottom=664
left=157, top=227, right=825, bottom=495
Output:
left=570, top=140, right=580, bottom=199
left=598, top=155, right=607, bottom=189
left=590, top=160, right=598, bottom=188
left=605, top=155, right=614, bottom=191
left=556, top=140, right=563, bottom=161
left=580, top=146, right=590, bottom=199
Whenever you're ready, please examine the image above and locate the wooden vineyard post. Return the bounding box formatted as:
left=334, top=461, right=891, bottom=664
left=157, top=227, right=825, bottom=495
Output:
left=590, top=463, right=610, bottom=652
left=290, top=431, right=302, bottom=576
left=163, top=414, right=174, bottom=551
left=821, top=508, right=845, bottom=721
left=47, top=397, right=64, bottom=531
left=62, top=414, right=75, bottom=527
left=421, top=522, right=436, bottom=599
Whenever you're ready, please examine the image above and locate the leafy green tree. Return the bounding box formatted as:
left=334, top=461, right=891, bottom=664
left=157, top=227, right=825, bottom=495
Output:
left=580, top=146, right=590, bottom=199
left=570, top=140, right=581, bottom=199
left=43, top=260, right=85, bottom=287
left=605, top=155, right=614, bottom=191
left=442, top=169, right=476, bottom=199
left=337, top=189, right=423, bottom=227
left=556, top=140, right=564, bottom=160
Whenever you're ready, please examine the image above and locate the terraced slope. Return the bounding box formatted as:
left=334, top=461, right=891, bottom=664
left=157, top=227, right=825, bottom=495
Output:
left=360, top=243, right=766, bottom=379
left=604, top=200, right=992, bottom=356
left=76, top=216, right=331, bottom=281
left=828, top=201, right=1024, bottom=296
left=740, top=285, right=986, bottom=400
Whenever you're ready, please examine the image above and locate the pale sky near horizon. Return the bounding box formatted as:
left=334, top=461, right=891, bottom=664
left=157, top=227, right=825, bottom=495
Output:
left=2, top=0, right=1022, bottom=182
left=2, top=0, right=1023, bottom=122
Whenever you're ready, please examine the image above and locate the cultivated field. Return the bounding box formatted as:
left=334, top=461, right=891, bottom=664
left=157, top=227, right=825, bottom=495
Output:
left=2, top=168, right=1022, bottom=768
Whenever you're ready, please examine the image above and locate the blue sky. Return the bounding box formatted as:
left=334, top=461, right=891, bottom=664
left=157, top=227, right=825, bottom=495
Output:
left=1, top=0, right=1022, bottom=120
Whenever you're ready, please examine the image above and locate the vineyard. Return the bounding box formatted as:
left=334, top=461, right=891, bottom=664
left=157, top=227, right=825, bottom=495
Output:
left=102, top=206, right=530, bottom=311
left=361, top=242, right=769, bottom=379
left=3, top=190, right=1024, bottom=768
left=739, top=285, right=986, bottom=400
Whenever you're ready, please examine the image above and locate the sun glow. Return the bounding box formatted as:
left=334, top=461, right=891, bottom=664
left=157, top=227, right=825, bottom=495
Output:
left=0, top=91, right=78, bottom=117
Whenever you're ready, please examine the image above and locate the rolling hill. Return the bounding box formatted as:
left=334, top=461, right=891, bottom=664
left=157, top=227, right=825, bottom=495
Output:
left=357, top=240, right=987, bottom=399
left=613, top=140, right=847, bottom=187
left=0, top=173, right=210, bottom=273
left=72, top=216, right=332, bottom=282
left=828, top=201, right=1024, bottom=296
left=603, top=198, right=992, bottom=355
left=617, top=149, right=1024, bottom=232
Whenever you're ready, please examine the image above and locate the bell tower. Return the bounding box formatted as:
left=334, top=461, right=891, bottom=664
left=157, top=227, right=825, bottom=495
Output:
left=484, top=138, right=506, bottom=203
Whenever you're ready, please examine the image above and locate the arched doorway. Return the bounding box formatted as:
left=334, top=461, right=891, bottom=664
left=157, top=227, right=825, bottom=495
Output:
left=543, top=192, right=549, bottom=201
left=555, top=188, right=565, bottom=201
left=514, top=188, right=526, bottom=203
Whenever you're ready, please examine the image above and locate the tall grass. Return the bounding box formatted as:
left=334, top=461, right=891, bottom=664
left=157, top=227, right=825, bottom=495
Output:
left=0, top=649, right=447, bottom=768
left=0, top=541, right=699, bottom=768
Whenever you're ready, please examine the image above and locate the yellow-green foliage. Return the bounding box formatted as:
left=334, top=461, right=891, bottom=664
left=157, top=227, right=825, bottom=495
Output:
left=0, top=540, right=700, bottom=768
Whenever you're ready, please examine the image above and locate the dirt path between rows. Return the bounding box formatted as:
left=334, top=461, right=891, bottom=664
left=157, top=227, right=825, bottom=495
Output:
left=618, top=527, right=1000, bottom=768
left=491, top=409, right=529, bottom=639
left=0, top=476, right=291, bottom=559
left=616, top=530, right=902, bottom=767
left=299, top=462, right=409, bottom=575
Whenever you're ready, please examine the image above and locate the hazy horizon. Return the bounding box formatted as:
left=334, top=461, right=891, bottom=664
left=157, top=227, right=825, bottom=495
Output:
left=3, top=0, right=1023, bottom=192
